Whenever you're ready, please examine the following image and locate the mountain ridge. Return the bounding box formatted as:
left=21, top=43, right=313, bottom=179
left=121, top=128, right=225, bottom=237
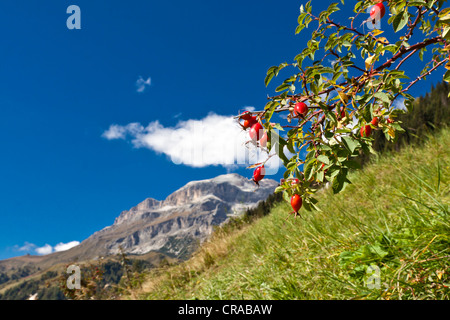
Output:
left=0, top=173, right=278, bottom=276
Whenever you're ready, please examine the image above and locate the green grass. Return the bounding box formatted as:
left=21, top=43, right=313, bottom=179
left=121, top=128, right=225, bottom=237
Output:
left=135, top=127, right=450, bottom=300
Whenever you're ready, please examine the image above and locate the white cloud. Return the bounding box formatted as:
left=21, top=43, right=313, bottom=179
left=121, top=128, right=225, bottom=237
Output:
left=54, top=241, right=80, bottom=252
left=102, top=112, right=283, bottom=175
left=136, top=76, right=151, bottom=93
left=17, top=241, right=36, bottom=252
left=35, top=244, right=53, bottom=255
left=102, top=123, right=144, bottom=140
left=101, top=124, right=127, bottom=140
left=393, top=97, right=406, bottom=110
left=328, top=59, right=338, bottom=66
left=239, top=106, right=255, bottom=112
left=14, top=241, right=80, bottom=256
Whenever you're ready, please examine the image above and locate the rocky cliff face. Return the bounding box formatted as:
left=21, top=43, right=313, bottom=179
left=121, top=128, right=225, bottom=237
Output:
left=82, top=173, right=278, bottom=259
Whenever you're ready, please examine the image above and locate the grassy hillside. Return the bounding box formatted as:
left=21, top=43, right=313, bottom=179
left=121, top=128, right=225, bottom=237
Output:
left=133, top=127, right=449, bottom=300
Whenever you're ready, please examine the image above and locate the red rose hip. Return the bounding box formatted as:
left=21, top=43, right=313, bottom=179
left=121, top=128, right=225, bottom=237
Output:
left=371, top=117, right=379, bottom=127
left=259, top=130, right=268, bottom=147
left=249, top=122, right=263, bottom=141
left=370, top=3, right=386, bottom=20
left=360, top=124, right=372, bottom=137
left=291, top=194, right=302, bottom=213
left=252, top=166, right=265, bottom=183
left=243, top=116, right=257, bottom=129
left=294, top=102, right=308, bottom=117
left=240, top=111, right=253, bottom=121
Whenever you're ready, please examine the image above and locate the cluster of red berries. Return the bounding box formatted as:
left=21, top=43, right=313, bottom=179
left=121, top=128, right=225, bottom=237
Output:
left=360, top=116, right=394, bottom=138
left=239, top=111, right=267, bottom=145
left=242, top=2, right=397, bottom=220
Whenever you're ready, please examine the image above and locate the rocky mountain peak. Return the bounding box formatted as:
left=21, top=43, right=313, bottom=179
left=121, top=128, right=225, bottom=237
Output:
left=114, top=173, right=277, bottom=226
left=105, top=173, right=277, bottom=257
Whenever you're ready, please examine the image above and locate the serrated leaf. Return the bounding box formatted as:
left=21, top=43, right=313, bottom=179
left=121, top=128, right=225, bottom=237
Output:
left=324, top=110, right=338, bottom=125
left=393, top=11, right=409, bottom=33
left=287, top=160, right=298, bottom=171
left=304, top=160, right=315, bottom=181
left=317, top=170, right=324, bottom=183
left=444, top=70, right=450, bottom=83
left=374, top=92, right=391, bottom=104
left=341, top=136, right=359, bottom=153
left=317, top=154, right=330, bottom=165
left=362, top=105, right=373, bottom=123
left=265, top=69, right=276, bottom=87
left=286, top=142, right=296, bottom=156
left=302, top=200, right=312, bottom=212
left=365, top=55, right=376, bottom=70
left=275, top=83, right=291, bottom=92
left=332, top=168, right=351, bottom=194
left=295, top=24, right=305, bottom=34
left=443, top=26, right=450, bottom=40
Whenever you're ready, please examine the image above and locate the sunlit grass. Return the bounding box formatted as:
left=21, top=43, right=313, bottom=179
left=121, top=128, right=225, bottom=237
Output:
left=133, top=127, right=449, bottom=300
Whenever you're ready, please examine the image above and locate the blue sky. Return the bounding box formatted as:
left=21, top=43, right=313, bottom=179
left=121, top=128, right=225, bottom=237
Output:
left=0, top=1, right=445, bottom=260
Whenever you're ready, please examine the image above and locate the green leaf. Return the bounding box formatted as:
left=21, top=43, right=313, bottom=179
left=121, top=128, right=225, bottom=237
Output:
left=324, top=109, right=338, bottom=125
left=332, top=168, right=349, bottom=194
left=342, top=159, right=361, bottom=169
left=264, top=101, right=277, bottom=122
left=404, top=98, right=414, bottom=112
left=287, top=160, right=298, bottom=171
left=408, top=0, right=427, bottom=6
left=317, top=154, right=330, bottom=165
left=362, top=105, right=373, bottom=123
left=354, top=1, right=363, bottom=13
left=444, top=70, right=450, bottom=83
left=271, top=130, right=289, bottom=165
left=272, top=123, right=284, bottom=131
left=275, top=82, right=291, bottom=92
left=265, top=66, right=278, bottom=87
left=443, top=26, right=450, bottom=40
left=304, top=160, right=315, bottom=181
left=286, top=139, right=296, bottom=154
left=305, top=0, right=312, bottom=13
left=283, top=190, right=290, bottom=203
left=302, top=200, right=312, bottom=212
left=383, top=44, right=399, bottom=54
left=295, top=24, right=305, bottom=34
left=264, top=63, right=288, bottom=87
left=341, top=136, right=359, bottom=153
left=305, top=197, right=321, bottom=212
left=392, top=11, right=409, bottom=33
left=374, top=92, right=391, bottom=104
left=317, top=169, right=324, bottom=183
